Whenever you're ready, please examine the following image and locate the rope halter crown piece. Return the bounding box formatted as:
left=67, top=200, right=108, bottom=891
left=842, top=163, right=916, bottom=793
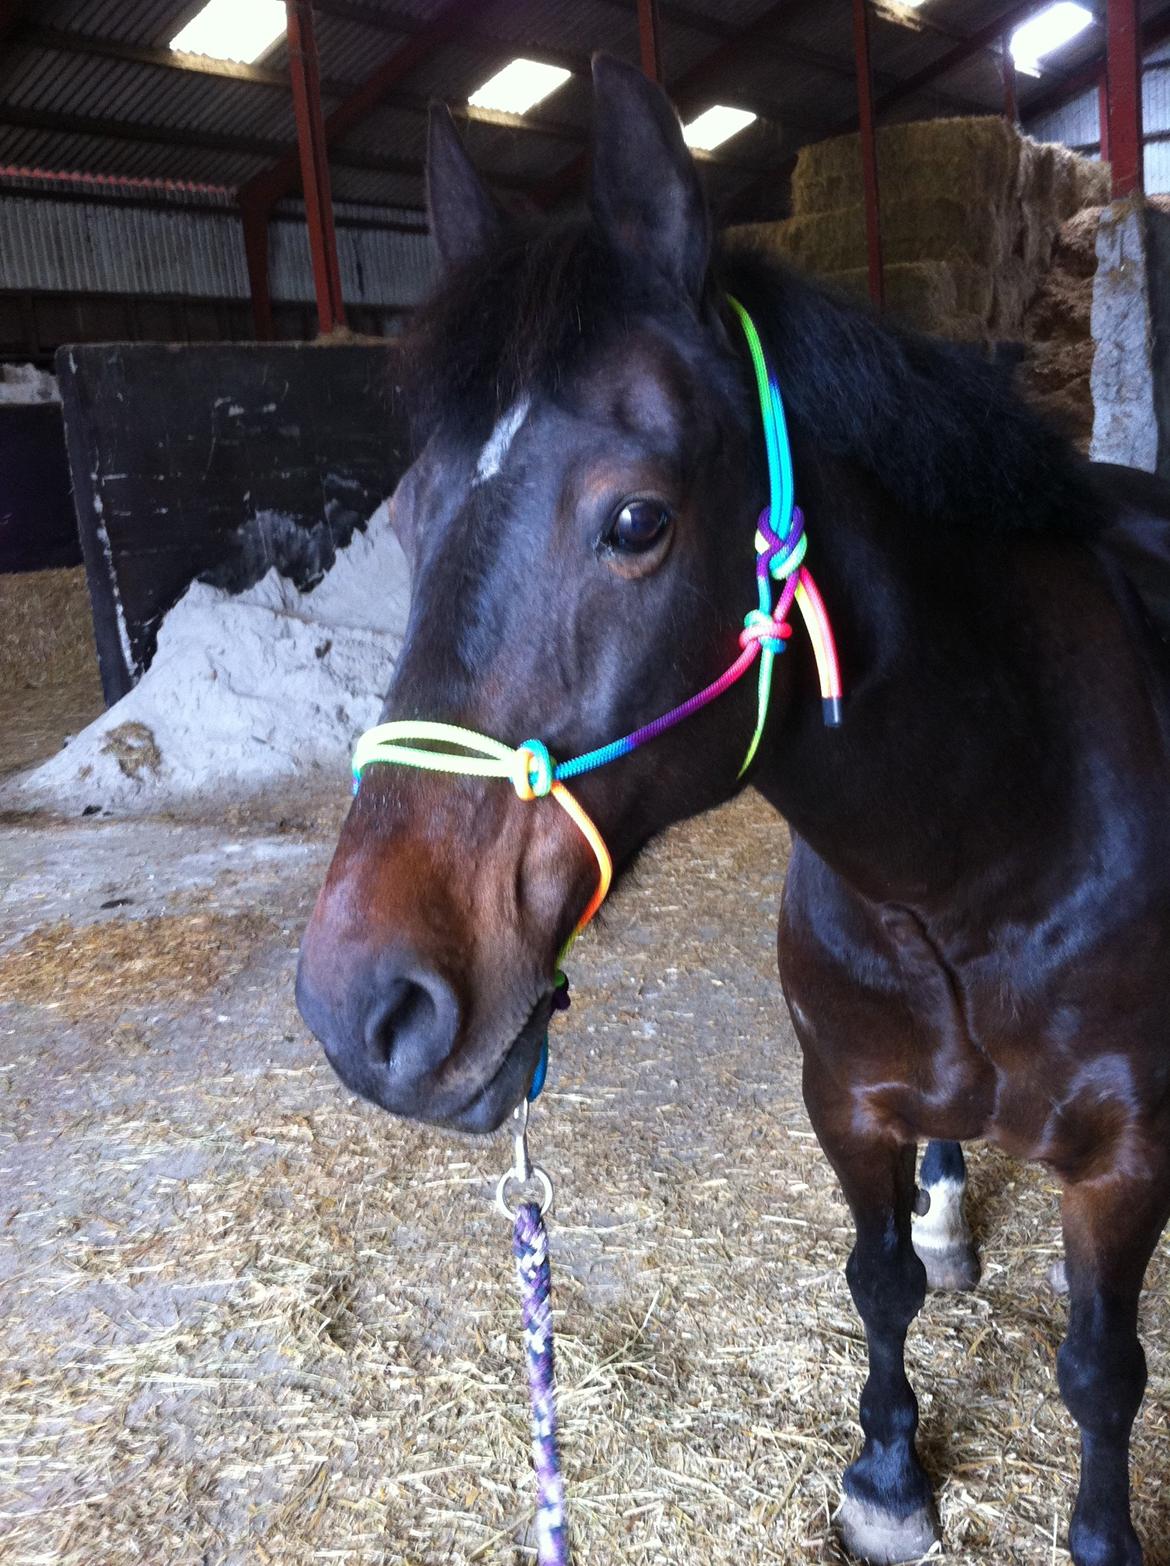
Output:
left=351, top=297, right=843, bottom=1095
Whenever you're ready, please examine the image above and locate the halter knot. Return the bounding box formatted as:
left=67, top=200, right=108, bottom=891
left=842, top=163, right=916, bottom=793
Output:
left=740, top=608, right=792, bottom=656
left=513, top=739, right=555, bottom=800
left=755, top=504, right=808, bottom=584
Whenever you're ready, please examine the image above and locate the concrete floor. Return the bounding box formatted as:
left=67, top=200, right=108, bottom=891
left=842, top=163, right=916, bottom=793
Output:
left=2, top=778, right=1168, bottom=1566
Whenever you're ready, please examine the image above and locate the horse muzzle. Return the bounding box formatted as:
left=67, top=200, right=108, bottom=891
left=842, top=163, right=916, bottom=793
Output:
left=298, top=933, right=558, bottom=1131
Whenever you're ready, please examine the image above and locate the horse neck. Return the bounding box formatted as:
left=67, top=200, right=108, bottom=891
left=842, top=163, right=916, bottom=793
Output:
left=750, top=457, right=1071, bottom=908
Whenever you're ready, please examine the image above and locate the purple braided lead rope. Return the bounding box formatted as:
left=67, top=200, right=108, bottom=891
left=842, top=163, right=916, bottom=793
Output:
left=513, top=1201, right=570, bottom=1565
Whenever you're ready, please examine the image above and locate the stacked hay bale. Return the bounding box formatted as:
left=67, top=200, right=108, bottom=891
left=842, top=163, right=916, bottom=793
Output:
left=0, top=363, right=103, bottom=772
left=731, top=117, right=1108, bottom=345
left=0, top=568, right=103, bottom=778
left=0, top=568, right=98, bottom=693
left=1017, top=205, right=1103, bottom=448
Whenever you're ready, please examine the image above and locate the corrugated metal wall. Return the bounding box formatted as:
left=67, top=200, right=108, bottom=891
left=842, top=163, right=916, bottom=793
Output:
left=1026, top=39, right=1170, bottom=194
left=268, top=204, right=434, bottom=308
left=0, top=180, right=435, bottom=307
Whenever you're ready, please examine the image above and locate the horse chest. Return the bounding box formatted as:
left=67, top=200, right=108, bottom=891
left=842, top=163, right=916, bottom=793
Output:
left=780, top=870, right=1170, bottom=1164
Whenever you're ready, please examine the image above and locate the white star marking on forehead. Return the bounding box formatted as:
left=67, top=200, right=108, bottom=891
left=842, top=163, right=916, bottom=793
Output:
left=473, top=396, right=531, bottom=486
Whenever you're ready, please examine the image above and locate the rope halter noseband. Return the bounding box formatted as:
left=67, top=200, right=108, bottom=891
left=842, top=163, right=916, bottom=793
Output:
left=351, top=299, right=843, bottom=1096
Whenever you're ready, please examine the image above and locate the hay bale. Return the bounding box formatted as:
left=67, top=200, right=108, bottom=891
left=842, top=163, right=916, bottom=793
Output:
left=792, top=116, right=1024, bottom=217
left=732, top=119, right=1107, bottom=347
left=1017, top=206, right=1104, bottom=451
left=792, top=116, right=1107, bottom=223
left=0, top=567, right=100, bottom=692
left=759, top=195, right=1010, bottom=274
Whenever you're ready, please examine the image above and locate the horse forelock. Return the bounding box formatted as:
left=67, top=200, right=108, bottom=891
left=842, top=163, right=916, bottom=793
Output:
left=404, top=208, right=1104, bottom=545
left=399, top=215, right=713, bottom=455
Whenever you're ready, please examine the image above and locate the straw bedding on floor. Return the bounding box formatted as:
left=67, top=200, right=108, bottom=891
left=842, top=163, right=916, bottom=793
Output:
left=1, top=794, right=1167, bottom=1565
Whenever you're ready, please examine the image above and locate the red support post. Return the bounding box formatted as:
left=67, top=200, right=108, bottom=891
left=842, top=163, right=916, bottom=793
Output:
left=285, top=0, right=346, bottom=335
left=852, top=0, right=884, bottom=309
left=1002, top=32, right=1018, bottom=125
left=1106, top=0, right=1144, bottom=199
left=637, top=0, right=662, bottom=82
left=241, top=197, right=275, bottom=340
left=1098, top=71, right=1111, bottom=164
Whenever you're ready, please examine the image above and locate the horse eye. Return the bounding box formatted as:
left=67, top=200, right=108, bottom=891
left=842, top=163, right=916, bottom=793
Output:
left=609, top=499, right=673, bottom=554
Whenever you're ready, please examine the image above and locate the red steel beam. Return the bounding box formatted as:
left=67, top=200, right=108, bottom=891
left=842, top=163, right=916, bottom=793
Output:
left=725, top=0, right=1059, bottom=223
left=285, top=0, right=346, bottom=334
left=241, top=199, right=275, bottom=340
left=1019, top=0, right=1170, bottom=122
left=1002, top=33, right=1018, bottom=124
left=1106, top=0, right=1144, bottom=197
left=637, top=0, right=663, bottom=82
left=852, top=0, right=883, bottom=309
left=534, top=0, right=802, bottom=206
left=871, top=0, right=1055, bottom=119
left=238, top=0, right=494, bottom=213
left=1098, top=72, right=1111, bottom=163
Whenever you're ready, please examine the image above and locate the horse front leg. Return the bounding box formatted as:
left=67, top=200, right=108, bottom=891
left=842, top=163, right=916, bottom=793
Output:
left=912, top=1139, right=981, bottom=1291
left=1057, top=1162, right=1170, bottom=1566
left=804, top=1059, right=941, bottom=1566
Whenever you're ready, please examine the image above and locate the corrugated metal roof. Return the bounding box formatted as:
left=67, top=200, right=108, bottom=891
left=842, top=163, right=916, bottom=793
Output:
left=1, top=0, right=1167, bottom=279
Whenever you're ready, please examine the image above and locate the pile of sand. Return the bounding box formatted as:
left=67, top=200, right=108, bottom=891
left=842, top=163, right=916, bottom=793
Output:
left=732, top=117, right=1108, bottom=343
left=4, top=502, right=410, bottom=815
left=0, top=362, right=60, bottom=403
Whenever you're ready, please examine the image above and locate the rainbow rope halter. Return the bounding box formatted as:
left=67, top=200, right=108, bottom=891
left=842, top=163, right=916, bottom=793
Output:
left=351, top=298, right=842, bottom=1097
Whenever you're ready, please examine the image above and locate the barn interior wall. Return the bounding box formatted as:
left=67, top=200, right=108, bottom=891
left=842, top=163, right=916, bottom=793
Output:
left=0, top=188, right=434, bottom=363
left=0, top=288, right=402, bottom=368
left=1026, top=38, right=1170, bottom=191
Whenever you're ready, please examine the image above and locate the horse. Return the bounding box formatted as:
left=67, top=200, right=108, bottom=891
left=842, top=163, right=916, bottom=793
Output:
left=296, top=56, right=1170, bottom=1566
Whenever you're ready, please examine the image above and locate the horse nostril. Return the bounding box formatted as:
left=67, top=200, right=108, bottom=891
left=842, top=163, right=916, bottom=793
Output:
left=365, top=966, right=459, bottom=1078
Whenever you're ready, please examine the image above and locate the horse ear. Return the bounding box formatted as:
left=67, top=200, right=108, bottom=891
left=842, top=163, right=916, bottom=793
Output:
left=426, top=104, right=501, bottom=270
left=589, top=54, right=710, bottom=301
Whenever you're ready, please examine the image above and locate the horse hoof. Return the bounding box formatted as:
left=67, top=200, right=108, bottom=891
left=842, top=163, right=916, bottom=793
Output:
left=1048, top=1258, right=1069, bottom=1295
left=915, top=1242, right=981, bottom=1292
left=836, top=1495, right=941, bottom=1564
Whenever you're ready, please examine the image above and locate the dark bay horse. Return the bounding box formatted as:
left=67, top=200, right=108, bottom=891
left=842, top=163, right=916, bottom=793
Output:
left=297, top=57, right=1170, bottom=1566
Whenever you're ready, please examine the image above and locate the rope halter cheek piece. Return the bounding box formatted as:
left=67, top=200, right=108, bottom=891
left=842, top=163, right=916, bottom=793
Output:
left=350, top=298, right=843, bottom=1101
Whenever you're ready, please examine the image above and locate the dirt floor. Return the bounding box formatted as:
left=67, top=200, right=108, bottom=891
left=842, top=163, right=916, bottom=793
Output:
left=2, top=778, right=1168, bottom=1566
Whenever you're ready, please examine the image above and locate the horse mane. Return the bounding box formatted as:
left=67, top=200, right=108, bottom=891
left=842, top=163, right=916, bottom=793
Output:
left=402, top=212, right=1102, bottom=538
left=717, top=244, right=1101, bottom=537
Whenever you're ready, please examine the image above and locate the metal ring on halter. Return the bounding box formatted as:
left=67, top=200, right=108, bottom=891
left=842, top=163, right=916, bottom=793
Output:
left=496, top=1164, right=555, bottom=1220
left=496, top=1098, right=555, bottom=1219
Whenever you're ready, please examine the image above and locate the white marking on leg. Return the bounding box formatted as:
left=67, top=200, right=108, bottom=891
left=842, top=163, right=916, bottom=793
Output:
left=911, top=1176, right=968, bottom=1255
left=473, top=396, right=530, bottom=485
left=836, top=1495, right=941, bottom=1565
left=912, top=1174, right=980, bottom=1290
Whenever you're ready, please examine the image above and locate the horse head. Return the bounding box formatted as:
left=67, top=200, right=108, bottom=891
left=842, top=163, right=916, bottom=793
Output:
left=297, top=58, right=777, bottom=1130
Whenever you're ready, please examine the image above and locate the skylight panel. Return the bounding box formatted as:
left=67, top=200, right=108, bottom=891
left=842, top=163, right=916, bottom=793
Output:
left=682, top=105, right=757, bottom=152
left=467, top=60, right=572, bottom=115
left=1011, top=2, right=1094, bottom=76
left=170, top=0, right=287, bottom=64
